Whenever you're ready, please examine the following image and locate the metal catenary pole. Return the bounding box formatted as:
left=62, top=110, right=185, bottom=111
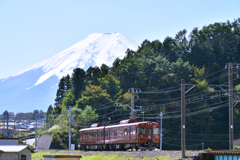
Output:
left=3, top=116, right=5, bottom=138
left=44, top=115, right=46, bottom=130
left=160, top=112, right=163, bottom=150
left=229, top=62, right=233, bottom=150
left=181, top=79, right=185, bottom=158
left=6, top=113, right=8, bottom=138
left=35, top=112, right=38, bottom=151
left=17, top=116, right=20, bottom=138
left=69, top=106, right=72, bottom=150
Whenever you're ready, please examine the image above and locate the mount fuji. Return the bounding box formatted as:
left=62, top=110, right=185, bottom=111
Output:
left=0, top=32, right=138, bottom=113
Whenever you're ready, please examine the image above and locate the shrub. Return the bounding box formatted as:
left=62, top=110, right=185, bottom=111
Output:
left=233, top=145, right=240, bottom=150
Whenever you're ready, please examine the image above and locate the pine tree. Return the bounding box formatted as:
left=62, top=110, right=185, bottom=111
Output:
left=72, top=68, right=86, bottom=100
left=55, top=77, right=66, bottom=107
left=64, top=74, right=72, bottom=91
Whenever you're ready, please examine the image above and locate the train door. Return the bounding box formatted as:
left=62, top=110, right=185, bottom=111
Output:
left=131, top=126, right=137, bottom=142
left=147, top=126, right=152, bottom=137
left=124, top=127, right=129, bottom=142
left=105, top=129, right=109, bottom=143
left=79, top=132, right=82, bottom=143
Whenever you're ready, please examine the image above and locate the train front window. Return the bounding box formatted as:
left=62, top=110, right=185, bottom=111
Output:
left=153, top=128, right=159, bottom=135
left=148, top=128, right=151, bottom=135
left=137, top=128, right=146, bottom=135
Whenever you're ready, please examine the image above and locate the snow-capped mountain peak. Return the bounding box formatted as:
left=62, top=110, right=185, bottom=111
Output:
left=4, top=32, right=138, bottom=87
left=0, top=32, right=138, bottom=113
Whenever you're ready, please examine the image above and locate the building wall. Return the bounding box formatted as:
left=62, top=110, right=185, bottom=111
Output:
left=0, top=148, right=31, bottom=160
left=233, top=139, right=240, bottom=146
left=0, top=153, right=18, bottom=160
left=19, top=148, right=32, bottom=160
left=0, top=139, right=18, bottom=145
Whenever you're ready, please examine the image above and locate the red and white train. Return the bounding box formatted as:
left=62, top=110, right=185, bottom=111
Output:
left=79, top=119, right=160, bottom=150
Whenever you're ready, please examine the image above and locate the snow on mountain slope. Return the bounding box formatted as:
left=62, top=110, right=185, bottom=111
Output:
left=0, top=32, right=138, bottom=113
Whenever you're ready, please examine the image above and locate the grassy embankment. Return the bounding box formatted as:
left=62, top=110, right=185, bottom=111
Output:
left=32, top=151, right=172, bottom=160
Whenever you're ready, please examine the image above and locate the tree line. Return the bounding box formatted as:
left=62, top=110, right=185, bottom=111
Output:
left=46, top=18, right=240, bottom=150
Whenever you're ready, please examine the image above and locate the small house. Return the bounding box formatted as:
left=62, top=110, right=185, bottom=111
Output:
left=0, top=145, right=34, bottom=160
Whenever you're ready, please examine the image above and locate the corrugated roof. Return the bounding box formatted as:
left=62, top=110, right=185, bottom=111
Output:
left=208, top=150, right=240, bottom=155
left=0, top=145, right=28, bottom=152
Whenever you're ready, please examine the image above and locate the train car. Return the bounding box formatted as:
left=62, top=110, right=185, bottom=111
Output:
left=79, top=119, right=160, bottom=151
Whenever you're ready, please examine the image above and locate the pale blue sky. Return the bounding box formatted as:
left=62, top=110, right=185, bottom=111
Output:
left=0, top=0, right=239, bottom=79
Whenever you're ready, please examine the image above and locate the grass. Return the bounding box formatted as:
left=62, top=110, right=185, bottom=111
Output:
left=32, top=151, right=172, bottom=160
left=81, top=154, right=171, bottom=160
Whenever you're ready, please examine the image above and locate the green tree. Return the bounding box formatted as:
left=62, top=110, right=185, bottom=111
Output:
left=76, top=85, right=112, bottom=109
left=61, top=89, right=76, bottom=110
left=72, top=68, right=86, bottom=100
left=72, top=105, right=98, bottom=128
left=55, top=77, right=66, bottom=108
left=98, top=74, right=122, bottom=99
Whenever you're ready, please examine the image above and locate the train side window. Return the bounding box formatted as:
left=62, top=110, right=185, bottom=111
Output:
left=154, top=128, right=160, bottom=134
left=148, top=128, right=151, bottom=135
left=114, top=130, right=117, bottom=136
left=138, top=128, right=146, bottom=135
left=106, top=130, right=109, bottom=137
left=132, top=127, right=135, bottom=135
left=124, top=128, right=127, bottom=135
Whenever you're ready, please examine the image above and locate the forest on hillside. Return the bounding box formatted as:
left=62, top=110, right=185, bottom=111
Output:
left=45, top=19, right=240, bottom=150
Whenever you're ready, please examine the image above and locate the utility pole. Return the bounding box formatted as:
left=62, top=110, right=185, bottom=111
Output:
left=44, top=115, right=46, bottom=130
left=69, top=106, right=72, bottom=150
left=17, top=116, right=20, bottom=138
left=141, top=112, right=144, bottom=121
left=3, top=116, right=5, bottom=138
left=129, top=88, right=141, bottom=119
left=35, top=112, right=38, bottom=151
left=202, top=142, right=204, bottom=150
left=160, top=112, right=163, bottom=150
left=6, top=113, right=8, bottom=138
left=229, top=62, right=233, bottom=150
left=181, top=79, right=185, bottom=158
left=49, top=114, right=51, bottom=129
